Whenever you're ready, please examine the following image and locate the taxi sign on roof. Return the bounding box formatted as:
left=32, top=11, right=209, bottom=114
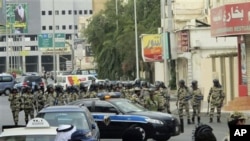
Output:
left=26, top=118, right=50, bottom=128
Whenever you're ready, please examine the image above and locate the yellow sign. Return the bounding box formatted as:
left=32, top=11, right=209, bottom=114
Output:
left=141, top=34, right=163, bottom=62
left=20, top=50, right=29, bottom=56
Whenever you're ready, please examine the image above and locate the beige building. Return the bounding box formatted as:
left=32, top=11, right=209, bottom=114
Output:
left=92, top=0, right=109, bottom=14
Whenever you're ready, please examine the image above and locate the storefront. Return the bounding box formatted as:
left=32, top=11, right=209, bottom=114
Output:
left=211, top=2, right=250, bottom=97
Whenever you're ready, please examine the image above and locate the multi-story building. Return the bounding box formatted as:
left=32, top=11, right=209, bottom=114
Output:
left=0, top=0, right=93, bottom=73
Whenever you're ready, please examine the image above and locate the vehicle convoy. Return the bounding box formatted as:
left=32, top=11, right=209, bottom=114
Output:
left=0, top=118, right=57, bottom=141
left=68, top=94, right=181, bottom=141
left=36, top=105, right=100, bottom=141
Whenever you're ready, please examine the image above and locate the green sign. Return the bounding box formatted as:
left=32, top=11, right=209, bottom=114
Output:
left=6, top=3, right=28, bottom=33
left=38, top=33, right=65, bottom=48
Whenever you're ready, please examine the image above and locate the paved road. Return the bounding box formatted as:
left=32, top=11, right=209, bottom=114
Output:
left=0, top=95, right=246, bottom=141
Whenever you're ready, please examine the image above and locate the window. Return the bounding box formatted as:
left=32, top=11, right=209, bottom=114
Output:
left=56, top=25, right=60, bottom=30
left=89, top=10, right=93, bottom=14
left=62, top=10, right=65, bottom=15
left=62, top=25, right=66, bottom=30
left=49, top=26, right=53, bottom=30
left=69, top=25, right=72, bottom=30
left=42, top=26, right=46, bottom=30
left=48, top=11, right=52, bottom=15
left=0, top=76, right=13, bottom=82
left=84, top=10, right=87, bottom=15
left=41, top=11, right=46, bottom=15
left=74, top=10, right=77, bottom=15
left=79, top=10, right=82, bottom=15
left=55, top=10, right=59, bottom=15
left=94, top=101, right=118, bottom=113
left=68, top=10, right=72, bottom=15
left=74, top=25, right=78, bottom=30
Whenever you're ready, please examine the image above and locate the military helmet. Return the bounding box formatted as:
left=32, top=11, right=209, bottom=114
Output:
left=228, top=111, right=247, bottom=122
left=213, top=79, right=219, bottom=83
left=12, top=88, right=18, bottom=93
left=155, top=81, right=161, bottom=88
left=192, top=80, right=198, bottom=85
left=179, top=80, right=185, bottom=85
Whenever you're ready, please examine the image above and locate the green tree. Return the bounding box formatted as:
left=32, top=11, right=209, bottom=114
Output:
left=84, top=0, right=160, bottom=81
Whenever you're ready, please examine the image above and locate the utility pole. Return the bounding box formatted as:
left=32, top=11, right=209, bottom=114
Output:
left=134, top=0, right=139, bottom=79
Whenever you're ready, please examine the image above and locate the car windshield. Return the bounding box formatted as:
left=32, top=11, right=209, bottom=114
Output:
left=0, top=135, right=55, bottom=141
left=112, top=100, right=147, bottom=113
left=37, top=112, right=90, bottom=130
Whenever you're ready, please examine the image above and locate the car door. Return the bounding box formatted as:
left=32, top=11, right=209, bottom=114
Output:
left=91, top=101, right=129, bottom=138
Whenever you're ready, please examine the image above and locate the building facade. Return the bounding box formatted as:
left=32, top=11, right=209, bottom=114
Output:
left=0, top=0, right=93, bottom=73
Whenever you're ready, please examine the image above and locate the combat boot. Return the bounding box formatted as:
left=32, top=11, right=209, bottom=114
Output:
left=191, top=117, right=195, bottom=124
left=180, top=118, right=184, bottom=133
left=197, top=117, right=200, bottom=124
left=187, top=119, right=192, bottom=124
left=217, top=117, right=221, bottom=123
left=209, top=118, right=213, bottom=123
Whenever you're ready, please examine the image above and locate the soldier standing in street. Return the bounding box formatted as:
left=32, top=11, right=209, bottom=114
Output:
left=176, top=80, right=191, bottom=133
left=144, top=87, right=158, bottom=111
left=36, top=87, right=46, bottom=111
left=8, top=88, right=22, bottom=125
left=190, top=80, right=203, bottom=124
left=130, top=87, right=143, bottom=106
left=44, top=84, right=56, bottom=106
left=155, top=81, right=171, bottom=113
left=21, top=86, right=35, bottom=124
left=207, top=79, right=225, bottom=123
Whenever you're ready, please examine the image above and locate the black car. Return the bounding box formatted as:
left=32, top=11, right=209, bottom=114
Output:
left=14, top=75, right=45, bottom=92
left=69, top=98, right=180, bottom=141
left=36, top=105, right=100, bottom=141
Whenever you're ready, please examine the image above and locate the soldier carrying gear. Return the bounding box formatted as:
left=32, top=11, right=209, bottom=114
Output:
left=44, top=84, right=56, bottom=106
left=207, top=79, right=225, bottom=123
left=21, top=86, right=35, bottom=124
left=176, top=80, right=191, bottom=133
left=190, top=80, right=203, bottom=124
left=9, top=88, right=22, bottom=126
left=130, top=87, right=143, bottom=106
left=144, top=87, right=159, bottom=111
left=36, top=86, right=46, bottom=112
left=157, top=81, right=171, bottom=113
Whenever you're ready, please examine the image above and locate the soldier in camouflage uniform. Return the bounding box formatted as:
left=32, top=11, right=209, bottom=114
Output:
left=79, top=82, right=87, bottom=99
left=176, top=80, right=191, bottom=133
left=36, top=87, right=46, bottom=112
left=44, top=84, right=57, bottom=106
left=56, top=85, right=66, bottom=105
left=155, top=81, right=170, bottom=113
left=190, top=80, right=203, bottom=124
left=84, top=83, right=97, bottom=98
left=144, top=87, right=158, bottom=111
left=69, top=85, right=79, bottom=102
left=9, top=88, right=22, bottom=125
left=130, top=87, right=143, bottom=106
left=21, top=86, right=35, bottom=124
left=207, top=79, right=225, bottom=123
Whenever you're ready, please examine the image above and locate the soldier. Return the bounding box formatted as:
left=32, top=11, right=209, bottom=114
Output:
left=190, top=80, right=203, bottom=124
left=144, top=87, right=158, bottom=111
left=8, top=88, right=22, bottom=125
left=155, top=81, right=170, bottom=113
left=55, top=85, right=66, bottom=105
left=130, top=87, right=143, bottom=106
left=44, top=84, right=57, bottom=106
left=21, top=86, right=35, bottom=124
left=68, top=85, right=79, bottom=102
left=207, top=79, right=225, bottom=123
left=36, top=87, right=46, bottom=112
left=176, top=80, right=191, bottom=133
left=79, top=82, right=87, bottom=99
left=84, top=83, right=97, bottom=98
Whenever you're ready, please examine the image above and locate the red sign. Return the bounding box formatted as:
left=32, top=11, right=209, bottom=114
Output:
left=211, top=2, right=250, bottom=37
left=176, top=30, right=190, bottom=53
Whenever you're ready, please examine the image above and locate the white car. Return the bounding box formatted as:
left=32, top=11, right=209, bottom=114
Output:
left=0, top=118, right=57, bottom=141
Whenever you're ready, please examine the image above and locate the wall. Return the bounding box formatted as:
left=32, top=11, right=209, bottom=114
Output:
left=92, top=0, right=108, bottom=15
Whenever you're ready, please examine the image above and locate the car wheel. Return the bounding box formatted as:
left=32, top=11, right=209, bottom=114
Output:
left=130, top=124, right=147, bottom=141
left=4, top=89, right=11, bottom=96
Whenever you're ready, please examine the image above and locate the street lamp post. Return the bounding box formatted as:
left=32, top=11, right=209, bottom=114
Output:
left=134, top=0, right=139, bottom=79
left=52, top=0, right=56, bottom=80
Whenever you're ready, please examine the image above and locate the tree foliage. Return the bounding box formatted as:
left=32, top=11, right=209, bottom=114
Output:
left=84, top=0, right=160, bottom=80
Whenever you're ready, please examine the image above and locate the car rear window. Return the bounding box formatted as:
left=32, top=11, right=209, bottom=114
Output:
left=24, top=76, right=42, bottom=82
left=37, top=112, right=90, bottom=130
left=0, top=135, right=55, bottom=141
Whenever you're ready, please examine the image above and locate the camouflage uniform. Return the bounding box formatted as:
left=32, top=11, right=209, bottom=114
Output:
left=130, top=87, right=143, bottom=106
left=161, top=87, right=171, bottom=113
left=57, top=93, right=66, bottom=105
left=22, top=90, right=35, bottom=124
left=190, top=80, right=203, bottom=124
left=8, top=89, right=22, bottom=125
left=36, top=90, right=46, bottom=112
left=207, top=79, right=225, bottom=123
left=44, top=91, right=57, bottom=106
left=154, top=90, right=166, bottom=112
left=69, top=92, right=79, bottom=102
left=144, top=89, right=158, bottom=111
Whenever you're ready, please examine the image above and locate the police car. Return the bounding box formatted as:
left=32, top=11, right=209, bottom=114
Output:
left=69, top=92, right=181, bottom=141
left=0, top=118, right=57, bottom=141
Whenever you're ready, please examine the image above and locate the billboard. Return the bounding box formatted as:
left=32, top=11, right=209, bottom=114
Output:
left=211, top=2, right=250, bottom=37
left=176, top=30, right=190, bottom=53
left=6, top=3, right=28, bottom=33
left=38, top=33, right=65, bottom=48
left=141, top=34, right=163, bottom=62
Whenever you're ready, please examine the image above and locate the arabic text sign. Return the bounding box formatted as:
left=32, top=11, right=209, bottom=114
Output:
left=211, top=2, right=250, bottom=37
left=38, top=33, right=65, bottom=48
left=141, top=34, right=163, bottom=62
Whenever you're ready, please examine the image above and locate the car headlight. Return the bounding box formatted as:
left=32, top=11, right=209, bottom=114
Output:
left=146, top=118, right=164, bottom=125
